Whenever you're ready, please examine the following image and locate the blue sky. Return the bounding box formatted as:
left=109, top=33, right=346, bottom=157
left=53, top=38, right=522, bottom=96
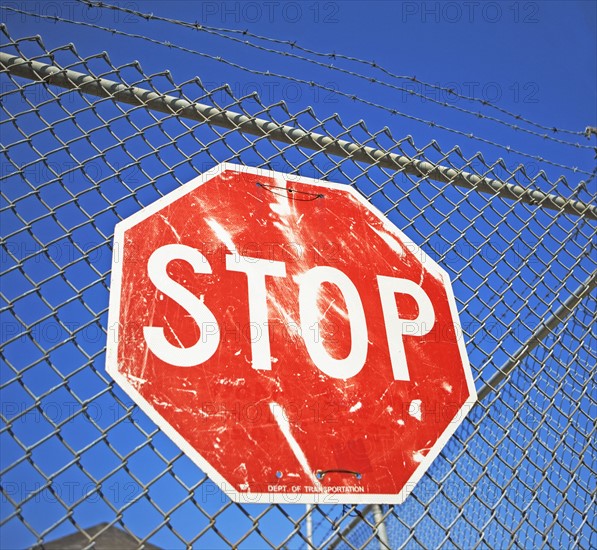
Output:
left=1, top=1, right=595, bottom=548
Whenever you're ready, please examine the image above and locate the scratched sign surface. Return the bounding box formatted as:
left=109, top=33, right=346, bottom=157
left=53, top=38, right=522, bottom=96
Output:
left=106, top=163, right=476, bottom=504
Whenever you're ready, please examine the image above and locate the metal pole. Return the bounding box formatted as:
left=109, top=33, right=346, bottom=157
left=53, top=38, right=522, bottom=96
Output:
left=305, top=504, right=313, bottom=549
left=2, top=52, right=595, bottom=221
left=372, top=505, right=390, bottom=550
left=478, top=270, right=597, bottom=401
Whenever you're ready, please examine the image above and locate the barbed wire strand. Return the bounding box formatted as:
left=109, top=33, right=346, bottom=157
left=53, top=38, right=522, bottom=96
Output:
left=2, top=5, right=593, bottom=179
left=79, top=0, right=593, bottom=140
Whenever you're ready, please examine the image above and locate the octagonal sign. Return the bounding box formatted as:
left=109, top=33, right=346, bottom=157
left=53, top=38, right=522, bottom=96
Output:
left=106, top=163, right=476, bottom=504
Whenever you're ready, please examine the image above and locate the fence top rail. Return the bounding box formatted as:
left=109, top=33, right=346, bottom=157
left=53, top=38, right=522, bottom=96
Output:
left=2, top=51, right=595, bottom=221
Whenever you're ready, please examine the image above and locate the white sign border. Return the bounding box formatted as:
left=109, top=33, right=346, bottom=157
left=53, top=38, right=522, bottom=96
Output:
left=106, top=162, right=478, bottom=505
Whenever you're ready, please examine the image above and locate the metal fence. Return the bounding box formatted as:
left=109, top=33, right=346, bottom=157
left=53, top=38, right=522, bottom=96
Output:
left=1, top=11, right=596, bottom=550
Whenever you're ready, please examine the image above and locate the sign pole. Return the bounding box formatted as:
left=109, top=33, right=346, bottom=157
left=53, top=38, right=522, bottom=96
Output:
left=372, top=505, right=390, bottom=549
left=306, top=504, right=313, bottom=548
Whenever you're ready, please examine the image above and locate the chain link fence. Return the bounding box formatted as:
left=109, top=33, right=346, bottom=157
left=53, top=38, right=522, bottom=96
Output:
left=1, top=12, right=595, bottom=550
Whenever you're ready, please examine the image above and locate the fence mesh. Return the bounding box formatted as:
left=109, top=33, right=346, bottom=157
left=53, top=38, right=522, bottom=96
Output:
left=1, top=14, right=596, bottom=550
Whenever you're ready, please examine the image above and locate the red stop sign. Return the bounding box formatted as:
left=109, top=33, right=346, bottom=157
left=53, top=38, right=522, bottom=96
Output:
left=106, top=163, right=476, bottom=504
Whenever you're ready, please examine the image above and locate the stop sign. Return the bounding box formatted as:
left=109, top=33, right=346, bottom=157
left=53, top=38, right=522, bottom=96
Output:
left=106, top=163, right=476, bottom=504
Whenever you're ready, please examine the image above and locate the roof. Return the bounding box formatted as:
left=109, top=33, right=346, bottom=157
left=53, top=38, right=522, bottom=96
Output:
left=33, top=523, right=161, bottom=549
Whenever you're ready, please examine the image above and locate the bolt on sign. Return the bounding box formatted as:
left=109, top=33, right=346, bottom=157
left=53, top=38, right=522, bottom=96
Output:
left=106, top=163, right=477, bottom=504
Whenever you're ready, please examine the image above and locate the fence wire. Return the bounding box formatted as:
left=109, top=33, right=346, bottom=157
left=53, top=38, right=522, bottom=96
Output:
left=0, top=19, right=595, bottom=550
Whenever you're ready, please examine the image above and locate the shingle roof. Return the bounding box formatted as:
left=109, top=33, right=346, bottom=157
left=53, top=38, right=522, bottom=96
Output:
left=33, top=523, right=161, bottom=549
